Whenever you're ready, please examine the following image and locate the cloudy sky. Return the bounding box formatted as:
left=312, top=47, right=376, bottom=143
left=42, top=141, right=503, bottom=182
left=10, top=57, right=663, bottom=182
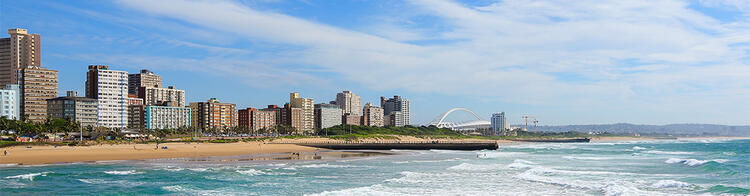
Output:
left=1, top=0, right=749, bottom=125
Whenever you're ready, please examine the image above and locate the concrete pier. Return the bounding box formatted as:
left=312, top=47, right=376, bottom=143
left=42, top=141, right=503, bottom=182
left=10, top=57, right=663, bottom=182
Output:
left=282, top=141, right=499, bottom=151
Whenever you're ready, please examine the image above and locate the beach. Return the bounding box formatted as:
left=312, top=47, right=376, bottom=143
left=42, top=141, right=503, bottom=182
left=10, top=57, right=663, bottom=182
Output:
left=2, top=136, right=747, bottom=166
left=0, top=142, right=318, bottom=165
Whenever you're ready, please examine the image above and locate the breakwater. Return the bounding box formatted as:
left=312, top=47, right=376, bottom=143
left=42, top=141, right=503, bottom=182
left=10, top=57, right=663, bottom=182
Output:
left=274, top=141, right=499, bottom=151
left=510, top=138, right=590, bottom=143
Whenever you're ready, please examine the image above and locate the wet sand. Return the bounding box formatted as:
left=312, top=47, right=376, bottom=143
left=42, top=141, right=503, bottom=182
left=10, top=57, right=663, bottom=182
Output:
left=0, top=142, right=318, bottom=166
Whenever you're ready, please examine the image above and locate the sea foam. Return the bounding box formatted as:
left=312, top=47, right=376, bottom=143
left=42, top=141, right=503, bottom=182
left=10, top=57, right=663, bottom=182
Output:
left=664, top=158, right=727, bottom=166
left=650, top=180, right=691, bottom=189
left=5, top=172, right=52, bottom=181
left=104, top=170, right=143, bottom=175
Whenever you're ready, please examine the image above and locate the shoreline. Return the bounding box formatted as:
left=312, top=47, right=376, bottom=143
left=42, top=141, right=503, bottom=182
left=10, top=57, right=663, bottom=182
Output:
left=2, top=136, right=748, bottom=166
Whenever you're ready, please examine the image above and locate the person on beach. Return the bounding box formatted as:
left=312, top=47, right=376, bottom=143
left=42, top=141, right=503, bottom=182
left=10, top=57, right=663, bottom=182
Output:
left=3, top=150, right=6, bottom=156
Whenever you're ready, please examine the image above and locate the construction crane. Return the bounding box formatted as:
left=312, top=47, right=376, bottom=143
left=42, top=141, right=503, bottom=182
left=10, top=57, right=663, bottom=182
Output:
left=522, top=116, right=536, bottom=132
left=533, top=119, right=539, bottom=133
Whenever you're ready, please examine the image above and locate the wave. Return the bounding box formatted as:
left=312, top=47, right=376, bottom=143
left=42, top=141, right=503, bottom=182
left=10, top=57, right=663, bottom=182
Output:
left=562, top=156, right=615, bottom=160
left=516, top=168, right=658, bottom=196
left=78, top=179, right=145, bottom=187
left=477, top=151, right=527, bottom=159
left=236, top=169, right=266, bottom=176
left=393, top=158, right=464, bottom=164
left=643, top=150, right=694, bottom=155
left=664, top=158, right=728, bottom=166
left=507, top=159, right=536, bottom=169
left=632, top=146, right=646, bottom=150
left=650, top=180, right=691, bottom=189
left=447, top=163, right=506, bottom=171
left=104, top=170, right=143, bottom=175
left=305, top=184, right=399, bottom=196
left=298, top=163, right=354, bottom=168
left=5, top=172, right=52, bottom=181
left=162, top=185, right=241, bottom=196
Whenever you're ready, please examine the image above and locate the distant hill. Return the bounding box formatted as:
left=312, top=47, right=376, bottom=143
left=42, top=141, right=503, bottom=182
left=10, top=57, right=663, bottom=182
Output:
left=526, top=123, right=750, bottom=136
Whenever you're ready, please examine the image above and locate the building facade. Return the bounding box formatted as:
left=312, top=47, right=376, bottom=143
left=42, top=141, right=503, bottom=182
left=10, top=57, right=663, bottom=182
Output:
left=490, top=112, right=509, bottom=136
left=381, top=95, right=410, bottom=126
left=19, top=66, right=58, bottom=122
left=260, top=105, right=283, bottom=126
left=289, top=92, right=314, bottom=132
left=343, top=114, right=361, bottom=126
left=384, top=111, right=404, bottom=127
left=189, top=98, right=237, bottom=131
left=314, top=103, right=342, bottom=130
left=0, top=84, right=21, bottom=120
left=335, top=90, right=361, bottom=116
left=86, top=65, right=128, bottom=129
left=238, top=108, right=276, bottom=131
left=46, top=94, right=97, bottom=128
left=362, top=103, right=384, bottom=127
left=144, top=106, right=191, bottom=130
left=127, top=96, right=145, bottom=130
left=137, top=86, right=185, bottom=107
left=0, top=28, right=41, bottom=87
left=127, top=69, right=162, bottom=95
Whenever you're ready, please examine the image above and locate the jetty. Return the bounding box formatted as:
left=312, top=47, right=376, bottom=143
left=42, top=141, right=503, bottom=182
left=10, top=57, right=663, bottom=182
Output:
left=510, top=138, right=590, bottom=143
left=272, top=140, right=499, bottom=151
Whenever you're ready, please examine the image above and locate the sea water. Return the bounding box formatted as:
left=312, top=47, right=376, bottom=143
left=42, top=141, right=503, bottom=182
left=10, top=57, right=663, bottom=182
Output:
left=1, top=139, right=748, bottom=195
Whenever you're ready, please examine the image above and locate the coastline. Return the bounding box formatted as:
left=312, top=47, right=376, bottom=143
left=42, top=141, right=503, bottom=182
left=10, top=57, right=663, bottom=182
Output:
left=2, top=136, right=748, bottom=166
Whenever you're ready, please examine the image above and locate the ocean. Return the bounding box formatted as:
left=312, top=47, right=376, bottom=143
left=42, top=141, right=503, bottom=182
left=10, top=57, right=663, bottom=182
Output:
left=1, top=139, right=748, bottom=195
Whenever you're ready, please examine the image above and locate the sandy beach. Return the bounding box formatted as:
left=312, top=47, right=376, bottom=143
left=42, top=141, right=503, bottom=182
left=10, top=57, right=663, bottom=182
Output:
left=0, top=142, right=318, bottom=165
left=2, top=136, right=747, bottom=166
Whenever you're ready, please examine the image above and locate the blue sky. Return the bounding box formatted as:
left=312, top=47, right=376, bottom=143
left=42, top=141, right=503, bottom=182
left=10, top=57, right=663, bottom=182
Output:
left=1, top=0, right=749, bottom=125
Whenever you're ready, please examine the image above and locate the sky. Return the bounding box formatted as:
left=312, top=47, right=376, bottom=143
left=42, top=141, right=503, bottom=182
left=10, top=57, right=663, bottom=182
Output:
left=0, top=0, right=749, bottom=126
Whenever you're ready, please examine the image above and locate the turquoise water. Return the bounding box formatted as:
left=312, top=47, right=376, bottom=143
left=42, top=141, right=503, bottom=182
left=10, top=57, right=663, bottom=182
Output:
left=1, top=139, right=748, bottom=195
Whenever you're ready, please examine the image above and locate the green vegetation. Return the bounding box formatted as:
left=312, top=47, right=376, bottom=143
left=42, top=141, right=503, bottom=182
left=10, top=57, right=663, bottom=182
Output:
left=328, top=134, right=399, bottom=141
left=0, top=141, right=21, bottom=148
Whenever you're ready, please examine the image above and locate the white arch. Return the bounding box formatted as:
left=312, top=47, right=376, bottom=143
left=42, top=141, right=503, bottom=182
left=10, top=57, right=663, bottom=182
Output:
left=429, top=108, right=484, bottom=126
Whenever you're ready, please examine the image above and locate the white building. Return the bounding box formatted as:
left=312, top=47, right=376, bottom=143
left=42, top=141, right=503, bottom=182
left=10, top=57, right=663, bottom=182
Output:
left=381, top=95, right=410, bottom=126
left=86, top=65, right=128, bottom=129
left=315, top=103, right=342, bottom=130
left=491, top=112, right=509, bottom=135
left=362, top=103, right=383, bottom=127
left=138, top=86, right=185, bottom=107
left=0, top=84, right=20, bottom=120
left=144, top=106, right=191, bottom=129
left=335, top=90, right=361, bottom=116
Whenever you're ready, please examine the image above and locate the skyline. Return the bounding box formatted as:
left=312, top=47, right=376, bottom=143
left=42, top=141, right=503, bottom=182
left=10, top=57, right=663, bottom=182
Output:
left=1, top=0, right=749, bottom=125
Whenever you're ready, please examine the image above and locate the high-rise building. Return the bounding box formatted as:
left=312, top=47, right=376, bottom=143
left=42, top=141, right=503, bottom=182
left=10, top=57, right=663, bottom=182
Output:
left=335, top=90, right=361, bottom=116
left=362, top=103, right=383, bottom=127
left=19, top=66, right=58, bottom=122
left=384, top=111, right=404, bottom=127
left=189, top=98, right=237, bottom=131
left=381, top=95, right=410, bottom=126
left=289, top=92, right=314, bottom=132
left=137, top=86, right=185, bottom=107
left=260, top=105, right=283, bottom=126
left=491, top=112, right=509, bottom=136
left=144, top=106, right=191, bottom=129
left=0, top=84, right=21, bottom=120
left=343, top=114, right=361, bottom=126
left=281, top=103, right=304, bottom=134
left=238, top=108, right=276, bottom=131
left=127, top=69, right=162, bottom=95
left=86, top=65, right=128, bottom=129
left=127, top=96, right=145, bottom=130
left=0, top=29, right=41, bottom=87
left=314, top=103, right=341, bottom=130
left=46, top=92, right=97, bottom=128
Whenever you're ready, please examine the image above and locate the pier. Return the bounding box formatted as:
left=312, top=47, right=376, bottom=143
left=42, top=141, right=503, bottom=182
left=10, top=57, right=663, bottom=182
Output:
left=272, top=140, right=499, bottom=151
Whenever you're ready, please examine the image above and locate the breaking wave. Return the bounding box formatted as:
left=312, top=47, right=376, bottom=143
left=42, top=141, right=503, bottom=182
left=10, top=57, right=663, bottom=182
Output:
left=664, top=158, right=727, bottom=166
left=104, top=170, right=143, bottom=175
left=5, top=172, right=52, bottom=181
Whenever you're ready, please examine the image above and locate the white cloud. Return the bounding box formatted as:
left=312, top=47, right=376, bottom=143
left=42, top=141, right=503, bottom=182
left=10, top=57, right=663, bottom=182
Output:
left=110, top=0, right=750, bottom=124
